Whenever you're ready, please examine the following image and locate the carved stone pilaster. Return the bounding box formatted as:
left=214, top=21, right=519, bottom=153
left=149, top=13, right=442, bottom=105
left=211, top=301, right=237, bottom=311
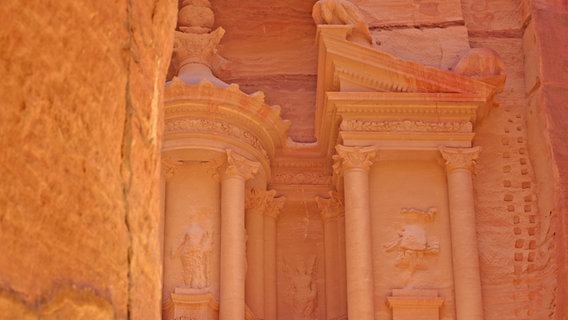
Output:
left=439, top=146, right=481, bottom=172
left=162, top=156, right=184, bottom=179
left=333, top=145, right=378, bottom=176
left=316, top=191, right=345, bottom=221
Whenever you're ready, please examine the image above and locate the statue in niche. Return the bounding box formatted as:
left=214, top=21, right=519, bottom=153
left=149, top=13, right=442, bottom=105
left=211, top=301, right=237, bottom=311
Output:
left=312, top=0, right=372, bottom=44
left=383, top=208, right=439, bottom=274
left=283, top=256, right=318, bottom=319
left=172, top=224, right=212, bottom=289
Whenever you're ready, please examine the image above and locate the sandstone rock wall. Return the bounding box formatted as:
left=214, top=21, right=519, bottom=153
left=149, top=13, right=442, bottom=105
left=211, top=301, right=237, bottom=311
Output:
left=0, top=0, right=176, bottom=318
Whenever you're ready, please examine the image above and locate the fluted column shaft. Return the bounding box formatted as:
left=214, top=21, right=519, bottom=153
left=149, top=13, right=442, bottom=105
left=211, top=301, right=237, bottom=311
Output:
left=334, top=145, right=377, bottom=320
left=219, top=150, right=260, bottom=320
left=440, top=146, right=484, bottom=320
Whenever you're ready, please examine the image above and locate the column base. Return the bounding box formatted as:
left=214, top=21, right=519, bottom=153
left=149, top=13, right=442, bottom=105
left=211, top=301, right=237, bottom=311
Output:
left=386, top=289, right=444, bottom=320
left=162, top=287, right=219, bottom=320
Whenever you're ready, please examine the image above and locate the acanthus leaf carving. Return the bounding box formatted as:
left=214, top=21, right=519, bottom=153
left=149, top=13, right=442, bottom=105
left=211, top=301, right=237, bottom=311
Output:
left=332, top=145, right=377, bottom=175
left=315, top=191, right=344, bottom=220
left=439, top=146, right=481, bottom=172
left=223, top=149, right=260, bottom=180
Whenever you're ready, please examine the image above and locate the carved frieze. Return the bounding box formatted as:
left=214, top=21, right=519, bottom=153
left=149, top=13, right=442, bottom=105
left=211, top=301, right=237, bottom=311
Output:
left=164, top=118, right=269, bottom=159
left=271, top=172, right=332, bottom=186
left=340, top=119, right=473, bottom=133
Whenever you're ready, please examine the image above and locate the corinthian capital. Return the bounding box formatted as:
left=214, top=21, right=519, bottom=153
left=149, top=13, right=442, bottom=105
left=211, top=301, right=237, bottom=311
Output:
left=332, top=145, right=377, bottom=175
left=223, top=149, right=260, bottom=180
left=315, top=191, right=345, bottom=220
left=162, top=156, right=183, bottom=179
left=265, top=196, right=286, bottom=219
left=246, top=187, right=277, bottom=210
left=439, top=146, right=481, bottom=171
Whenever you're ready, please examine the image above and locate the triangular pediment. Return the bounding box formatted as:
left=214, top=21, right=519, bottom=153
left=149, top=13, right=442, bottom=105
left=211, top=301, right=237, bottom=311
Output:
left=313, top=25, right=501, bottom=158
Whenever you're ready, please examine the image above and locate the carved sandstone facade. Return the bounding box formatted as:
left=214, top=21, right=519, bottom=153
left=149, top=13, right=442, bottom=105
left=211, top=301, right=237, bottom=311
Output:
left=2, top=0, right=567, bottom=320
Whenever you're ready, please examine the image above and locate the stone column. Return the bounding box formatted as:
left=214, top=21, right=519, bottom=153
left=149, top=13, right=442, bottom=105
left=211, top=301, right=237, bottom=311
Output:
left=219, top=150, right=260, bottom=320
left=333, top=145, right=377, bottom=320
left=244, top=188, right=274, bottom=319
left=264, top=194, right=285, bottom=320
left=316, top=191, right=346, bottom=320
left=439, top=146, right=484, bottom=320
left=160, top=157, right=183, bottom=265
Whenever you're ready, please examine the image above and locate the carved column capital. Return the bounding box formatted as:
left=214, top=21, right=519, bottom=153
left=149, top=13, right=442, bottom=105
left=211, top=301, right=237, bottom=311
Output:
left=223, top=149, right=260, bottom=180
left=439, top=146, right=481, bottom=172
left=162, top=156, right=184, bottom=179
left=332, top=145, right=377, bottom=175
left=316, top=191, right=345, bottom=221
left=245, top=187, right=277, bottom=211
left=265, top=196, right=286, bottom=219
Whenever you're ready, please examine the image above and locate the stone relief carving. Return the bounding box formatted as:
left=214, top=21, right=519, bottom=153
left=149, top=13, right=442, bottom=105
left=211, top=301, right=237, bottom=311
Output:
left=312, top=0, right=372, bottom=44
left=172, top=224, right=213, bottom=289
left=164, top=119, right=268, bottom=159
left=384, top=208, right=439, bottom=274
left=341, top=119, right=473, bottom=133
left=283, top=256, right=319, bottom=320
left=271, top=172, right=332, bottom=185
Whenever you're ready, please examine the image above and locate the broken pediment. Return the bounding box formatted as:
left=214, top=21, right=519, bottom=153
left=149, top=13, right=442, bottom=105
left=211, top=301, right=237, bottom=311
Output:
left=314, top=25, right=504, bottom=154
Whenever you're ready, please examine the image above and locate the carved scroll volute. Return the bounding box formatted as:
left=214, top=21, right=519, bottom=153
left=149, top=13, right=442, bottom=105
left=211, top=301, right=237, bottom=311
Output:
left=315, top=191, right=345, bottom=221
left=439, top=146, right=481, bottom=172
left=332, top=145, right=378, bottom=176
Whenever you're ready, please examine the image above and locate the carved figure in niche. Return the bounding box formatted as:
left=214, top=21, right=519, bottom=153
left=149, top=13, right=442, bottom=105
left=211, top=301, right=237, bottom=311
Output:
left=283, top=256, right=318, bottom=319
left=312, top=0, right=372, bottom=44
left=172, top=224, right=212, bottom=289
left=383, top=208, right=439, bottom=274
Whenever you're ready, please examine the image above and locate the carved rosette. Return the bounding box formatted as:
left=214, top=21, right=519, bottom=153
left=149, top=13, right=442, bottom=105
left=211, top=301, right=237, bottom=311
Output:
left=332, top=145, right=377, bottom=176
left=439, top=146, right=481, bottom=172
left=315, top=191, right=345, bottom=221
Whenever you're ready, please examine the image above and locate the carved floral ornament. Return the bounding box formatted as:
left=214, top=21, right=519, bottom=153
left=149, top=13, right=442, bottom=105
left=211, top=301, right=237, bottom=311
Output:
left=340, top=119, right=474, bottom=133
left=199, top=150, right=260, bottom=182
left=332, top=145, right=377, bottom=175
left=315, top=191, right=344, bottom=220
left=439, top=146, right=481, bottom=172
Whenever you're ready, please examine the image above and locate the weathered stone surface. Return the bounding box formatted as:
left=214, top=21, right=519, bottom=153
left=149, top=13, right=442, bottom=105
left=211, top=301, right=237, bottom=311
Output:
left=372, top=26, right=470, bottom=70
left=353, top=0, right=464, bottom=27
left=0, top=0, right=175, bottom=318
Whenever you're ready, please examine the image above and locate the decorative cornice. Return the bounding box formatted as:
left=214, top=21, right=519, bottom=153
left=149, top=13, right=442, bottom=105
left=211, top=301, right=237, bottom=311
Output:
left=332, top=145, right=377, bottom=174
left=341, top=119, right=473, bottom=133
left=439, top=146, right=481, bottom=172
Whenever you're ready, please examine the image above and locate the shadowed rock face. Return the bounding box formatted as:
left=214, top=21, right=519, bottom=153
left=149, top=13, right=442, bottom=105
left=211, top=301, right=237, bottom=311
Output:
left=0, top=0, right=176, bottom=318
